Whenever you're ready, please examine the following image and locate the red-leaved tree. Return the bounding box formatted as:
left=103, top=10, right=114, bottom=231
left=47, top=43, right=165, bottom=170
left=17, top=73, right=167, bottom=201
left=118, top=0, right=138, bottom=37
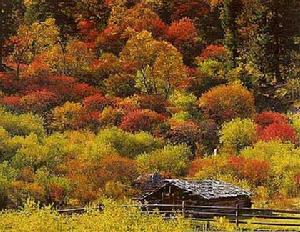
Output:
left=259, top=123, right=297, bottom=144
left=120, top=109, right=166, bottom=133
left=228, top=155, right=270, bottom=185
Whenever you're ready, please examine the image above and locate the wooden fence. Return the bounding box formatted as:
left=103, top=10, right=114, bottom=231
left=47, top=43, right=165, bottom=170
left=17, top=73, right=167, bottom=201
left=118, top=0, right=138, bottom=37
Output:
left=57, top=203, right=300, bottom=229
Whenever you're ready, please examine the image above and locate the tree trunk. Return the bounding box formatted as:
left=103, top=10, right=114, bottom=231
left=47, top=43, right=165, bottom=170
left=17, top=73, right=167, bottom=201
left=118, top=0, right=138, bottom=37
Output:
left=273, top=0, right=283, bottom=83
left=0, top=39, right=4, bottom=72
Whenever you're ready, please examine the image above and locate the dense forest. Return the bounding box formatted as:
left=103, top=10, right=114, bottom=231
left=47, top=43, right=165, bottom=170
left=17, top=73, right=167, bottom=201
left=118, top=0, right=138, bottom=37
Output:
left=0, top=0, right=300, bottom=229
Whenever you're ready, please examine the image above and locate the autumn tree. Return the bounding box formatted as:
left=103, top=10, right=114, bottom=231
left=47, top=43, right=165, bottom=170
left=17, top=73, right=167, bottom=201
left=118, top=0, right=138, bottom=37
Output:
left=228, top=155, right=270, bottom=185
left=166, top=121, right=201, bottom=154
left=199, top=83, right=255, bottom=124
left=24, top=0, right=78, bottom=39
left=259, top=123, right=297, bottom=144
left=51, top=102, right=84, bottom=131
left=147, top=0, right=222, bottom=44
left=137, top=144, right=192, bottom=176
left=135, top=94, right=168, bottom=114
left=120, top=109, right=165, bottom=134
left=96, top=127, right=163, bottom=158
left=9, top=18, right=60, bottom=78
left=92, top=154, right=138, bottom=188
left=120, top=31, right=187, bottom=98
left=254, top=111, right=297, bottom=143
left=0, top=107, right=44, bottom=137
left=96, top=2, right=166, bottom=55
left=220, top=118, right=257, bottom=152
left=75, top=0, right=110, bottom=29
left=108, top=3, right=167, bottom=38
left=241, top=140, right=300, bottom=195
left=166, top=18, right=199, bottom=64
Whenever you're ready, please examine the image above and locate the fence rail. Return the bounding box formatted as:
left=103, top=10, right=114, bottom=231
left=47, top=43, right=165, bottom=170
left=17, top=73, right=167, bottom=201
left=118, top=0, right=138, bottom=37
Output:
left=57, top=203, right=300, bottom=229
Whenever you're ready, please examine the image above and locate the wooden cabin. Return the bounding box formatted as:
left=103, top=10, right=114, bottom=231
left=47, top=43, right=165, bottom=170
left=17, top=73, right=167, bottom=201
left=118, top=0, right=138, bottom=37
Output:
left=136, top=177, right=252, bottom=208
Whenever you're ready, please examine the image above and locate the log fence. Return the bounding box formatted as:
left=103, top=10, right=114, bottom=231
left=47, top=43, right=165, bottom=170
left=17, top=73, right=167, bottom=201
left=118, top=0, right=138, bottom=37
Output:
left=57, top=203, right=300, bottom=229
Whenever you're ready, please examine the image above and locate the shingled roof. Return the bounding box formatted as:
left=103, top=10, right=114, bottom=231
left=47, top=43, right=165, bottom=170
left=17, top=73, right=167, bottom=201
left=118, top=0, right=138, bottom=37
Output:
left=139, top=179, right=251, bottom=200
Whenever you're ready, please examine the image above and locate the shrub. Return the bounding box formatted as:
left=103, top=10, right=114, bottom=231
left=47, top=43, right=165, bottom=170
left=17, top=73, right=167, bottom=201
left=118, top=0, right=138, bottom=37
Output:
left=220, top=118, right=257, bottom=152
left=199, top=84, right=255, bottom=124
left=137, top=144, right=192, bottom=176
left=188, top=155, right=228, bottom=179
left=255, top=111, right=288, bottom=128
left=0, top=108, right=44, bottom=137
left=0, top=162, right=17, bottom=209
left=135, top=94, right=168, bottom=114
left=169, top=90, right=197, bottom=112
left=20, top=89, right=59, bottom=113
left=51, top=102, right=84, bottom=131
left=105, top=73, right=137, bottom=97
left=96, top=128, right=163, bottom=158
left=199, top=44, right=228, bottom=61
left=228, top=155, right=270, bottom=185
left=166, top=18, right=197, bottom=45
left=259, top=123, right=297, bottom=144
left=120, top=109, right=166, bottom=133
left=166, top=121, right=200, bottom=153
left=241, top=141, right=300, bottom=195
left=83, top=94, right=111, bottom=112
left=289, top=113, right=300, bottom=139
left=93, top=154, right=138, bottom=187
left=0, top=200, right=194, bottom=232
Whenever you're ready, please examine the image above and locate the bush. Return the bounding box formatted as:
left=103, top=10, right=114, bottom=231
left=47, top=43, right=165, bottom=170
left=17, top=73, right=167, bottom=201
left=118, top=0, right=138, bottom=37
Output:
left=255, top=111, right=288, bottom=128
left=0, top=162, right=17, bottom=209
left=92, top=154, right=138, bottom=187
left=259, top=123, right=297, bottom=144
left=166, top=121, right=201, bottom=153
left=289, top=113, right=300, bottom=139
left=96, top=128, right=163, bottom=158
left=0, top=108, right=44, bottom=137
left=120, top=109, right=165, bottom=133
left=51, top=102, right=84, bottom=131
left=228, top=155, right=270, bottom=185
left=137, top=144, right=192, bottom=176
left=169, top=90, right=197, bottom=112
left=241, top=141, right=300, bottom=195
left=199, top=44, right=228, bottom=61
left=0, top=200, right=194, bottom=232
left=199, top=84, right=255, bottom=124
left=220, top=118, right=257, bottom=152
left=166, top=18, right=197, bottom=45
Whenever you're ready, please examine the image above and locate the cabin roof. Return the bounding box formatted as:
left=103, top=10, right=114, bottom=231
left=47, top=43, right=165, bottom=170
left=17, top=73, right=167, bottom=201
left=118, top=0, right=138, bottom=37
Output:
left=139, top=179, right=251, bottom=200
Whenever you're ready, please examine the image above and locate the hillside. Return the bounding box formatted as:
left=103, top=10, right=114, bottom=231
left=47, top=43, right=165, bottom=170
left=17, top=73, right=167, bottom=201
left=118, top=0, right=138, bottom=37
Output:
left=0, top=0, right=300, bottom=230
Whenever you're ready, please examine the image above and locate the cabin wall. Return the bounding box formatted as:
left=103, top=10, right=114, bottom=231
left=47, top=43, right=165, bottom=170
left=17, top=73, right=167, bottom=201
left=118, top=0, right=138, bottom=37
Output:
left=142, top=185, right=252, bottom=208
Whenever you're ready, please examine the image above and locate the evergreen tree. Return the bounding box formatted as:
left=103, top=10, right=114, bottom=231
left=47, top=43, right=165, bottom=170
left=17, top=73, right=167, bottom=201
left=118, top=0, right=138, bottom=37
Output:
left=248, top=0, right=299, bottom=84
left=0, top=0, right=24, bottom=71
left=222, top=0, right=243, bottom=68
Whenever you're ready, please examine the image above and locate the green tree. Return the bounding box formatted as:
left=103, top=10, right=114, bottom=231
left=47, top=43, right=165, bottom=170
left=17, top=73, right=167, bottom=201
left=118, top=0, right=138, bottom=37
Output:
left=245, top=0, right=300, bottom=83
left=0, top=162, right=17, bottom=209
left=0, top=0, right=24, bottom=71
left=24, top=0, right=77, bottom=39
left=137, top=144, right=192, bottom=176
left=96, top=127, right=163, bottom=158
left=0, top=108, right=44, bottom=137
left=221, top=0, right=242, bottom=68
left=220, top=118, right=257, bottom=152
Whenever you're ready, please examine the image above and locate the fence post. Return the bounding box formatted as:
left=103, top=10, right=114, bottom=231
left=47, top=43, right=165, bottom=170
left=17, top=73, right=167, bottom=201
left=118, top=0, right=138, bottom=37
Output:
left=182, top=201, right=185, bottom=217
left=235, top=204, right=239, bottom=227
left=206, top=221, right=210, bottom=231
